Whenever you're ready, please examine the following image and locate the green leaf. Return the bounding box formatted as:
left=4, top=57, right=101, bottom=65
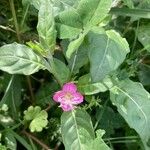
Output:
left=138, top=25, right=150, bottom=52
left=77, top=74, right=113, bottom=95
left=56, top=8, right=83, bottom=39
left=0, top=144, right=7, bottom=150
left=84, top=130, right=110, bottom=150
left=61, top=39, right=89, bottom=74
left=37, top=0, right=56, bottom=54
left=138, top=64, right=150, bottom=86
left=53, top=58, right=70, bottom=85
left=4, top=131, right=17, bottom=150
left=66, top=32, right=86, bottom=58
left=24, top=106, right=48, bottom=132
left=110, top=8, right=150, bottom=19
left=0, top=75, right=21, bottom=119
left=110, top=78, right=150, bottom=149
left=51, top=0, right=80, bottom=16
left=96, top=107, right=124, bottom=136
left=0, top=43, right=50, bottom=75
left=61, top=109, right=95, bottom=150
left=88, top=30, right=130, bottom=82
left=10, top=130, right=32, bottom=150
left=77, top=0, right=112, bottom=27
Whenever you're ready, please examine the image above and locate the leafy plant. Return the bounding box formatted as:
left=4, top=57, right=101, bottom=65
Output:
left=0, top=0, right=150, bottom=149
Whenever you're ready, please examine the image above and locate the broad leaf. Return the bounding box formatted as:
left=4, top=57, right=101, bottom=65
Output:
left=24, top=106, right=48, bottom=132
left=0, top=43, right=49, bottom=75
left=138, top=25, right=150, bottom=52
left=88, top=30, right=130, bottom=82
left=77, top=74, right=113, bottom=95
left=0, top=75, right=21, bottom=119
left=37, top=0, right=56, bottom=54
left=61, top=109, right=95, bottom=150
left=53, top=58, right=70, bottom=85
left=56, top=8, right=83, bottom=39
left=110, top=79, right=150, bottom=149
left=61, top=39, right=89, bottom=74
left=84, top=130, right=110, bottom=150
left=77, top=0, right=112, bottom=27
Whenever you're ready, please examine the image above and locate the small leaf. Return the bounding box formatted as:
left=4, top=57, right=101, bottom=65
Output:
left=84, top=130, right=110, bottom=150
left=53, top=58, right=70, bottom=85
left=66, top=31, right=87, bottom=58
left=110, top=78, right=150, bottom=149
left=61, top=109, right=95, bottom=150
left=56, top=8, right=83, bottom=39
left=51, top=0, right=80, bottom=16
left=77, top=0, right=112, bottom=27
left=61, top=39, right=89, bottom=74
left=88, top=30, right=130, bottom=82
left=24, top=106, right=48, bottom=132
left=77, top=74, right=113, bottom=95
left=37, top=0, right=56, bottom=54
left=0, top=43, right=50, bottom=75
left=138, top=25, right=150, bottom=52
left=4, top=132, right=17, bottom=150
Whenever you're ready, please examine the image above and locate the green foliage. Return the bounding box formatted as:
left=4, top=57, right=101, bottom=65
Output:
left=77, top=74, right=113, bottom=95
left=88, top=29, right=130, bottom=82
left=110, top=78, right=150, bottom=149
left=0, top=144, right=7, bottom=150
left=0, top=43, right=50, bottom=75
left=56, top=8, right=83, bottom=39
left=61, top=109, right=95, bottom=150
left=0, top=75, right=21, bottom=119
left=138, top=25, right=150, bottom=52
left=4, top=131, right=17, bottom=150
left=84, top=130, right=111, bottom=150
left=77, top=0, right=112, bottom=27
left=0, top=0, right=150, bottom=149
left=53, top=58, right=71, bottom=85
left=37, top=0, right=56, bottom=54
left=24, top=106, right=48, bottom=132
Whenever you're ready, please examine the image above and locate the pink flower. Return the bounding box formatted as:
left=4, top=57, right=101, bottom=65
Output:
left=53, top=82, right=83, bottom=111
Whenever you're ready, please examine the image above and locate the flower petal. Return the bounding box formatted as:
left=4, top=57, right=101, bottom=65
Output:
left=60, top=103, right=74, bottom=111
left=53, top=91, right=65, bottom=102
left=71, top=92, right=84, bottom=104
left=63, top=82, right=77, bottom=93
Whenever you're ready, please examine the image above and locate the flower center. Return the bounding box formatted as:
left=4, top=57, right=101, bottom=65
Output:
left=64, top=92, right=73, bottom=101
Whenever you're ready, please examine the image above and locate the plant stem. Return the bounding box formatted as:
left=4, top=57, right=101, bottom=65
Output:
left=27, top=76, right=35, bottom=104
left=45, top=103, right=51, bottom=112
left=22, top=130, right=51, bottom=150
left=9, top=0, right=21, bottom=42
left=21, top=4, right=29, bottom=28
